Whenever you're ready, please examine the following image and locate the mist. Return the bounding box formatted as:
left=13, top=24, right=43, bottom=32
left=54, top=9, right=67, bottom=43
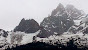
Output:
left=0, top=0, right=88, bottom=31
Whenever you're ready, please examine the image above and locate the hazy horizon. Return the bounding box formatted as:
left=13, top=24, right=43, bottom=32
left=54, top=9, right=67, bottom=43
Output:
left=0, top=0, right=88, bottom=31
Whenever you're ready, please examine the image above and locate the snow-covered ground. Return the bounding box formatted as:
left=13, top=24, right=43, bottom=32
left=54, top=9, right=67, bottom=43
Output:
left=6, top=30, right=40, bottom=45
left=1, top=16, right=88, bottom=49
left=0, top=29, right=88, bottom=49
left=21, top=30, right=40, bottom=44
left=74, top=20, right=81, bottom=25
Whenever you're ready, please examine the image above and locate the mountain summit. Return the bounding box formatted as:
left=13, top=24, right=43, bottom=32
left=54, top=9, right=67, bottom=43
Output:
left=38, top=3, right=84, bottom=37
left=14, top=18, right=40, bottom=33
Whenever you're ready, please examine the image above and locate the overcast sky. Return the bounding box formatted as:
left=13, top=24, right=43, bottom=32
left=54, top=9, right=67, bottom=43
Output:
left=0, top=0, right=88, bottom=31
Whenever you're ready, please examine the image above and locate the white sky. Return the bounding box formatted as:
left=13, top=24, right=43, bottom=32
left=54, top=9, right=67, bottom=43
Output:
left=0, top=0, right=88, bottom=31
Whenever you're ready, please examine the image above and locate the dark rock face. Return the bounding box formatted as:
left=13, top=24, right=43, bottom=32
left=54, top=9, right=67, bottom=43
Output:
left=37, top=26, right=54, bottom=38
left=40, top=15, right=74, bottom=35
left=39, top=3, right=84, bottom=37
left=14, top=18, right=40, bottom=33
left=82, top=27, right=88, bottom=34
left=40, top=3, right=77, bottom=36
left=0, top=29, right=8, bottom=37
left=68, top=26, right=78, bottom=34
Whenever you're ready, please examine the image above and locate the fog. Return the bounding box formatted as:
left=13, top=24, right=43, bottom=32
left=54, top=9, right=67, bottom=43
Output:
left=0, top=0, right=87, bottom=31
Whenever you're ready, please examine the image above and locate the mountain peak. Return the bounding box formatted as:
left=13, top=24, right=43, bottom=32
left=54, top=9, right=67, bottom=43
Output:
left=56, top=3, right=64, bottom=10
left=14, top=18, right=40, bottom=33
left=51, top=3, right=65, bottom=16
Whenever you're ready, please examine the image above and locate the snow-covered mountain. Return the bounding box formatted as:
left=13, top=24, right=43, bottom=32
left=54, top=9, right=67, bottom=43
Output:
left=0, top=3, right=88, bottom=50
left=39, top=3, right=84, bottom=38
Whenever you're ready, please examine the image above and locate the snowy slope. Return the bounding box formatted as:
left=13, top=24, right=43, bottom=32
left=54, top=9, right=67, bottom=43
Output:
left=36, top=32, right=88, bottom=46
left=21, top=30, right=40, bottom=44
left=6, top=30, right=40, bottom=45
